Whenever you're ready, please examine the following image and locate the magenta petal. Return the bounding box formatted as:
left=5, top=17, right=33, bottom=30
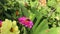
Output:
left=25, top=25, right=28, bottom=27
left=18, top=17, right=26, bottom=22
left=0, top=20, right=2, bottom=23
left=30, top=21, right=33, bottom=25
left=29, top=26, right=32, bottom=28
left=18, top=17, right=33, bottom=28
left=0, top=20, right=2, bottom=27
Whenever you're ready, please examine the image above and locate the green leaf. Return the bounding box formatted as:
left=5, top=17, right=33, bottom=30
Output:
left=20, top=4, right=30, bottom=17
left=23, top=27, right=27, bottom=34
left=29, top=12, right=36, bottom=21
left=32, top=19, right=48, bottom=34
left=47, top=28, right=57, bottom=34
left=4, top=13, right=12, bottom=19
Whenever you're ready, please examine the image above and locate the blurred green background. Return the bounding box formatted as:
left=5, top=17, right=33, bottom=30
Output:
left=0, top=0, right=60, bottom=34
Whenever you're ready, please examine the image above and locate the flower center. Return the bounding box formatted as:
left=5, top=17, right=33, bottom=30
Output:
left=26, top=19, right=30, bottom=21
left=10, top=28, right=14, bottom=32
left=24, top=19, right=30, bottom=23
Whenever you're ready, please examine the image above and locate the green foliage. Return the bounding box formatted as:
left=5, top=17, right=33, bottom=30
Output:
left=0, top=0, right=60, bottom=34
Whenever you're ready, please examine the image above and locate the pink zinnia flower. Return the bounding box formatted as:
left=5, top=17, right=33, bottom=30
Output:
left=0, top=20, right=2, bottom=27
left=18, top=17, right=33, bottom=28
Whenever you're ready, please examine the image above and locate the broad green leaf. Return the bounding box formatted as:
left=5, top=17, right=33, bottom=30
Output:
left=20, top=4, right=30, bottom=17
left=29, top=12, right=36, bottom=21
left=32, top=15, right=43, bottom=31
left=47, top=28, right=57, bottom=34
left=32, top=19, right=48, bottom=34
left=23, top=27, right=27, bottom=34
